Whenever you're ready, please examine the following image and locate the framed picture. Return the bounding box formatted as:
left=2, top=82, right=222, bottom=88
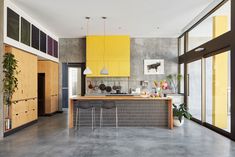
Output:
left=144, top=59, right=164, bottom=75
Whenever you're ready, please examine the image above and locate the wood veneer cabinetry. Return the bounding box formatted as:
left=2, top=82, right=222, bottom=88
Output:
left=5, top=46, right=38, bottom=130
left=38, top=61, right=59, bottom=114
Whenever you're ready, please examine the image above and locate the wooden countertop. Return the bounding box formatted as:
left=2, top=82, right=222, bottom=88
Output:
left=70, top=96, right=172, bottom=101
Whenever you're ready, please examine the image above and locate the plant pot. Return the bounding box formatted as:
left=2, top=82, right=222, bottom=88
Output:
left=173, top=116, right=184, bottom=127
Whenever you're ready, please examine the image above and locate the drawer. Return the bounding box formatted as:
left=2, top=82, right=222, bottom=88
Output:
left=11, top=112, right=28, bottom=128
left=27, top=109, right=37, bottom=122
left=12, top=101, right=28, bottom=114
left=28, top=99, right=37, bottom=110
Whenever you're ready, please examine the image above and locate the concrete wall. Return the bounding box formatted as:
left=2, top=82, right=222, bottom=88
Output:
left=0, top=0, right=4, bottom=137
left=59, top=38, right=86, bottom=110
left=59, top=38, right=178, bottom=108
left=86, top=38, right=178, bottom=95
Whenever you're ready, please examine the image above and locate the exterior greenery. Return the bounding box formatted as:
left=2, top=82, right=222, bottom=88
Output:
left=166, top=74, right=182, bottom=93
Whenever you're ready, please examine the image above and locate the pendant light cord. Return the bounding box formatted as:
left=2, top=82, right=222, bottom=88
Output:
left=103, top=17, right=106, bottom=68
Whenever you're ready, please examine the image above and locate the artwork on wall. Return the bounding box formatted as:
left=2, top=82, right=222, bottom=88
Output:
left=7, top=8, right=19, bottom=41
left=21, top=17, right=30, bottom=46
left=144, top=59, right=164, bottom=75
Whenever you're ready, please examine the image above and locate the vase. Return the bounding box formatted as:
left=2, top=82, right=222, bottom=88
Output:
left=173, top=116, right=184, bottom=127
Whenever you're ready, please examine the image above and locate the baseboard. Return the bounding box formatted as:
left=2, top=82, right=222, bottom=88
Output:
left=43, top=110, right=62, bottom=116
left=4, top=120, right=38, bottom=137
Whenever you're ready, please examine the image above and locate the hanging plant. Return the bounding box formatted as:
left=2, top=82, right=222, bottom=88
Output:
left=3, top=53, right=19, bottom=106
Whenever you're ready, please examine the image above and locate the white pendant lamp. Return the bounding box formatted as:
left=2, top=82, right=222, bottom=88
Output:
left=100, top=17, right=109, bottom=75
left=83, top=17, right=92, bottom=75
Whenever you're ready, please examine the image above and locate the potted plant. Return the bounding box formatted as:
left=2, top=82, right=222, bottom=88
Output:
left=166, top=74, right=182, bottom=94
left=3, top=53, right=19, bottom=130
left=173, top=103, right=192, bottom=127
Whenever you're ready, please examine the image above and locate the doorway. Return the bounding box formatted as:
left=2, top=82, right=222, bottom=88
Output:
left=62, top=63, right=85, bottom=108
left=38, top=73, right=45, bottom=116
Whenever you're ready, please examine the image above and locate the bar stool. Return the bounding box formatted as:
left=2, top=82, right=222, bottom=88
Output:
left=100, top=101, right=118, bottom=128
left=75, top=101, right=95, bottom=130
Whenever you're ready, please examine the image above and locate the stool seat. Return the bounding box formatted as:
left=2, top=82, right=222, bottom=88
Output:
left=75, top=101, right=96, bottom=130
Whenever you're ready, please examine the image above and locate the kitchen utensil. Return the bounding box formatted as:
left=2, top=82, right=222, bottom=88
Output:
left=93, top=81, right=99, bottom=91
left=112, top=82, right=117, bottom=90
left=88, top=81, right=93, bottom=89
left=99, top=83, right=106, bottom=91
left=106, top=86, right=112, bottom=93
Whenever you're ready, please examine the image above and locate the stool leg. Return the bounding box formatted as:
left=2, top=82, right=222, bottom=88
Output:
left=75, top=108, right=78, bottom=130
left=92, top=108, right=94, bottom=130
left=93, top=107, right=96, bottom=129
left=100, top=108, right=103, bottom=128
left=116, top=106, right=118, bottom=128
left=78, top=109, right=81, bottom=130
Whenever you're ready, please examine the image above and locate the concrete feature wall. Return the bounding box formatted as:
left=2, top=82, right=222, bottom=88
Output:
left=129, top=38, right=178, bottom=88
left=59, top=38, right=86, bottom=110
left=59, top=38, right=178, bottom=108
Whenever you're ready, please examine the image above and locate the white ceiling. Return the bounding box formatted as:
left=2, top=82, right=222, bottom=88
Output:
left=11, top=0, right=214, bottom=38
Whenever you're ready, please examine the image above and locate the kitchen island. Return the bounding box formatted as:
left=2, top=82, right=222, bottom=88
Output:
left=69, top=96, right=173, bottom=129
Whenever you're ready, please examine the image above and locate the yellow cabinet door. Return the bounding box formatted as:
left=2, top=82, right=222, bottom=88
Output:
left=119, top=60, right=130, bottom=77
left=105, top=36, right=130, bottom=61
left=86, top=36, right=104, bottom=61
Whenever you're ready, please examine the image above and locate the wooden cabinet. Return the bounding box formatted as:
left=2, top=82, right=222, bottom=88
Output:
left=5, top=46, right=38, bottom=130
left=11, top=98, right=37, bottom=128
left=38, top=61, right=59, bottom=114
left=86, top=36, right=130, bottom=77
left=5, top=46, right=38, bottom=101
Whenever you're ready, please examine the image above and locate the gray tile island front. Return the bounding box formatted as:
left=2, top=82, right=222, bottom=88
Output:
left=69, top=96, right=173, bottom=129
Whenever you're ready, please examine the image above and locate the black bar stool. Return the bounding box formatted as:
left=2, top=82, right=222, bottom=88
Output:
left=75, top=101, right=95, bottom=130
left=100, top=101, right=118, bottom=128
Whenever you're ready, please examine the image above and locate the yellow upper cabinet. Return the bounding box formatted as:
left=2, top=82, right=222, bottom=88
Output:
left=86, top=35, right=130, bottom=77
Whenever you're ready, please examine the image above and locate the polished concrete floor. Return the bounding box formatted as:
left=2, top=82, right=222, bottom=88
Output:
left=0, top=111, right=235, bottom=157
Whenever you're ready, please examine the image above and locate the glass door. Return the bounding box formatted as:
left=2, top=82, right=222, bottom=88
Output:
left=205, top=51, right=231, bottom=132
left=187, top=60, right=202, bottom=121
left=68, top=67, right=82, bottom=98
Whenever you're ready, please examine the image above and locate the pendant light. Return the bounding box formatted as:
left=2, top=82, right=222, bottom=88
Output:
left=100, top=17, right=109, bottom=75
left=83, top=17, right=92, bottom=75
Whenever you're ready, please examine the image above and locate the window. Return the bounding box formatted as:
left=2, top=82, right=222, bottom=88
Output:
left=179, top=36, right=184, bottom=55
left=21, top=17, right=30, bottom=46
left=40, top=31, right=47, bottom=53
left=188, top=60, right=202, bottom=120
left=7, top=8, right=19, bottom=41
left=206, top=51, right=231, bottom=132
left=32, top=25, right=39, bottom=50
left=188, top=0, right=231, bottom=51
left=180, top=64, right=184, bottom=93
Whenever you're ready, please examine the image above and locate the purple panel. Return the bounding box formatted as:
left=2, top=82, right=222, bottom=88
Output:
left=53, top=40, right=58, bottom=58
left=47, top=36, right=53, bottom=56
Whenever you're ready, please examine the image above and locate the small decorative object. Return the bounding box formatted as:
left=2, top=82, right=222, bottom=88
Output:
left=153, top=80, right=168, bottom=97
left=3, top=53, right=19, bottom=130
left=166, top=74, right=182, bottom=93
left=144, top=59, right=164, bottom=75
left=173, top=103, right=192, bottom=127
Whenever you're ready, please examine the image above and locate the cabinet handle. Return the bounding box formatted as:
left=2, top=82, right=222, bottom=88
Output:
left=16, top=114, right=18, bottom=116
left=25, top=111, right=28, bottom=113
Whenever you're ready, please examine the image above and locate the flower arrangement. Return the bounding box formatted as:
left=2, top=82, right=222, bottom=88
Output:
left=150, top=80, right=168, bottom=97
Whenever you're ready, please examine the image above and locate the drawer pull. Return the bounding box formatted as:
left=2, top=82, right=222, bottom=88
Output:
left=16, top=114, right=18, bottom=116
